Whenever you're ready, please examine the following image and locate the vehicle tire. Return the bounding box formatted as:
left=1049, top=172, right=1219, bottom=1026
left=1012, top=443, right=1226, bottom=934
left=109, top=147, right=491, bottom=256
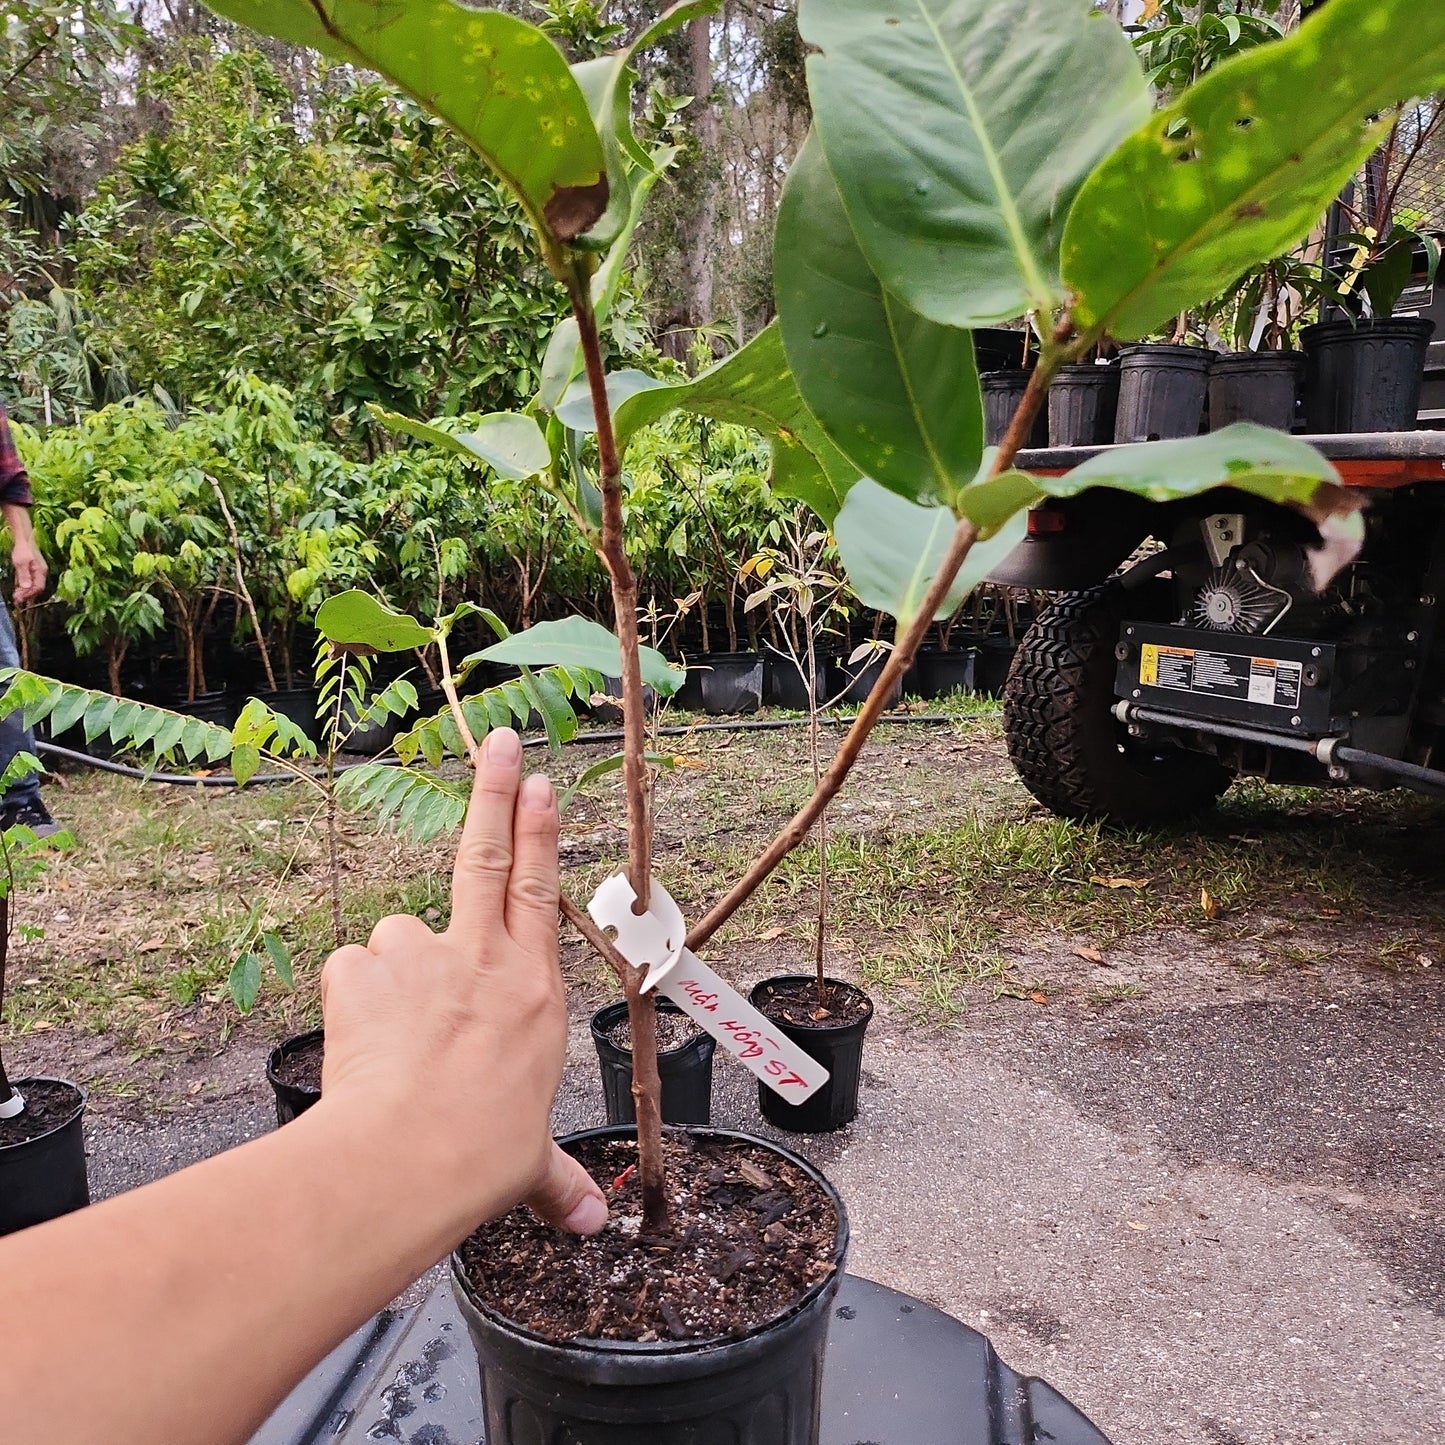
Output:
left=1003, top=585, right=1233, bottom=825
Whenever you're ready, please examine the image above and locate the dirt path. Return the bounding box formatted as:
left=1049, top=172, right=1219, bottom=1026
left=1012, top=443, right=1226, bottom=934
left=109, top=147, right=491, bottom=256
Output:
left=6, top=717, right=1443, bottom=1442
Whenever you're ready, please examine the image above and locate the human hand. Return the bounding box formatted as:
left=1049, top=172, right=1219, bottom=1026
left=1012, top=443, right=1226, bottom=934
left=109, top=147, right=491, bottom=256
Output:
left=317, top=727, right=607, bottom=1237
left=11, top=538, right=46, bottom=605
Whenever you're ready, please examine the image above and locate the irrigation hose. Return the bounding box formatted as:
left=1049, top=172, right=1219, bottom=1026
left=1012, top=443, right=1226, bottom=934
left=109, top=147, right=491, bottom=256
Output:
left=35, top=710, right=990, bottom=790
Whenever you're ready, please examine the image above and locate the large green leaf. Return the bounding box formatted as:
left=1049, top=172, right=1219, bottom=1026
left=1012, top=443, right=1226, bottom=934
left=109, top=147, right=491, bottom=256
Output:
left=1038, top=425, right=1340, bottom=507
left=612, top=323, right=862, bottom=523
left=775, top=132, right=982, bottom=508
left=834, top=478, right=1029, bottom=625
left=477, top=618, right=683, bottom=696
left=800, top=0, right=1149, bottom=328
left=371, top=407, right=550, bottom=481
left=1064, top=0, right=1445, bottom=340
left=557, top=370, right=668, bottom=432
left=202, top=0, right=607, bottom=245
left=315, top=591, right=435, bottom=653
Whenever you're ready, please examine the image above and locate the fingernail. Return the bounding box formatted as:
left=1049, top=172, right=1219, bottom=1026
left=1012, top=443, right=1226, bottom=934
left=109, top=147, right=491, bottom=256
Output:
left=485, top=727, right=521, bottom=765
left=563, top=1192, right=609, bottom=1236
left=520, top=774, right=554, bottom=812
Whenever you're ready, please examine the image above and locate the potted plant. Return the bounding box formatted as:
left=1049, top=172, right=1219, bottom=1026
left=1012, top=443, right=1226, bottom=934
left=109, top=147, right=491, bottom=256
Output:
left=1302, top=101, right=1444, bottom=432
left=741, top=527, right=874, bottom=1132
left=11, top=0, right=1417, bottom=1435
left=1048, top=347, right=1121, bottom=448
left=0, top=747, right=82, bottom=1237
left=1206, top=249, right=1315, bottom=431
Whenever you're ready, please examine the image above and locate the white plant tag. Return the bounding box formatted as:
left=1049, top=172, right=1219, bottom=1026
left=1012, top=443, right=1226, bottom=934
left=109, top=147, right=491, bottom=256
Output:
left=0, top=1091, right=25, bottom=1120
left=588, top=874, right=830, bottom=1104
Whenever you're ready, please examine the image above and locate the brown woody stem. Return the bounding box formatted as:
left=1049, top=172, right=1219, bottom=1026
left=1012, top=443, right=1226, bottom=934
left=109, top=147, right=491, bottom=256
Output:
left=686, top=344, right=1061, bottom=952
left=565, top=261, right=668, bottom=1233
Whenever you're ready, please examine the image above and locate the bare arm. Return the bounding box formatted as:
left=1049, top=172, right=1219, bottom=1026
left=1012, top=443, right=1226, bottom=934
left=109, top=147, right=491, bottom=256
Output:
left=2, top=500, right=46, bottom=605
left=0, top=728, right=607, bottom=1445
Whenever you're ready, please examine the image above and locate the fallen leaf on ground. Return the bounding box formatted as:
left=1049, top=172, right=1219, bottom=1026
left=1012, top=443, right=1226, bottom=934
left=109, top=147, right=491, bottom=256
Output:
left=1073, top=945, right=1107, bottom=965
left=27, top=1021, right=54, bottom=1033
left=1124, top=1220, right=1149, bottom=1232
left=188, top=1080, right=205, bottom=1095
left=1028, top=989, right=1048, bottom=1004
left=757, top=927, right=786, bottom=941
left=138, top=937, right=165, bottom=952
left=1089, top=876, right=1150, bottom=890
left=1321, top=907, right=1341, bottom=917
left=1200, top=888, right=1221, bottom=920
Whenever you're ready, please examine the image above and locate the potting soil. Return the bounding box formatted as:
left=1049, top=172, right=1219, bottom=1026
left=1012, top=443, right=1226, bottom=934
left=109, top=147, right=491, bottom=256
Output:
left=0, top=1078, right=81, bottom=1146
left=601, top=1010, right=704, bottom=1054
left=754, top=978, right=871, bottom=1029
left=459, top=1133, right=837, bottom=1343
left=270, top=1034, right=324, bottom=1093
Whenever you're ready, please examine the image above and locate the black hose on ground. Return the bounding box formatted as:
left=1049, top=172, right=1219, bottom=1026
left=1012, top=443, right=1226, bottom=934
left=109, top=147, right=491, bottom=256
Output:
left=35, top=710, right=991, bottom=790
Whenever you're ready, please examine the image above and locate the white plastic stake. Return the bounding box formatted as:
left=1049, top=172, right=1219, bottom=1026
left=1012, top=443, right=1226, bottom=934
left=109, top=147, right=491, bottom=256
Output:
left=588, top=874, right=830, bottom=1104
left=0, top=1091, right=25, bottom=1120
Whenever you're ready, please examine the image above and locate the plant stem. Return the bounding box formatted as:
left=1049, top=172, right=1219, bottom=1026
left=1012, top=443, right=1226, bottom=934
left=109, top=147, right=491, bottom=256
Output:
left=564, top=257, right=668, bottom=1233
left=566, top=263, right=653, bottom=913
left=0, top=895, right=12, bottom=1108
left=686, top=350, right=1061, bottom=953
left=207, top=473, right=277, bottom=693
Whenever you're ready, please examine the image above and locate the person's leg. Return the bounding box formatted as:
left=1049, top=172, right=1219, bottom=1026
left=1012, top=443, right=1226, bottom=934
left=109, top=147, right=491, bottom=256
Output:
left=0, top=596, right=43, bottom=812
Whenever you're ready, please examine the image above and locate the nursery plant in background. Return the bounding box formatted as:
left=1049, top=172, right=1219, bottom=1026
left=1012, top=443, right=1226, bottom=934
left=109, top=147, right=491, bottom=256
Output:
left=741, top=520, right=875, bottom=1134
left=0, top=752, right=82, bottom=1237
left=3, top=0, right=1436, bottom=1437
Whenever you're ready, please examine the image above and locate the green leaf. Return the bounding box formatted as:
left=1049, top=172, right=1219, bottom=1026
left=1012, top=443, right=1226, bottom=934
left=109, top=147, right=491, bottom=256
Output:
left=228, top=953, right=262, bottom=1014
left=613, top=323, right=862, bottom=523
left=557, top=370, right=668, bottom=432
left=800, top=0, right=1149, bottom=327
left=371, top=408, right=551, bottom=482
left=315, top=590, right=435, bottom=652
left=1038, top=424, right=1340, bottom=508
left=775, top=132, right=982, bottom=507
left=520, top=667, right=579, bottom=751
left=230, top=743, right=261, bottom=788
left=569, top=1, right=718, bottom=248
left=202, top=0, right=608, bottom=245
left=834, top=478, right=1029, bottom=624
left=477, top=618, right=682, bottom=696
left=955, top=464, right=1046, bottom=534
left=341, top=764, right=471, bottom=843
left=262, top=932, right=295, bottom=990
left=1063, top=0, right=1445, bottom=340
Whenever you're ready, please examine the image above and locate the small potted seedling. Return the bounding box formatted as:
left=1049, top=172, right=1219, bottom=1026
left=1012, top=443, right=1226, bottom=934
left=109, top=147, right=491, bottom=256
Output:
left=0, top=747, right=82, bottom=1236
left=741, top=520, right=874, bottom=1132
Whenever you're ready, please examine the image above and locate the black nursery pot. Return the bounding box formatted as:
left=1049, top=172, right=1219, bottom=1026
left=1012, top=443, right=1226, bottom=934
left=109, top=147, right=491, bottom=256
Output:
left=184, top=691, right=240, bottom=729
left=975, top=636, right=1020, bottom=696
left=589, top=1000, right=716, bottom=1126
left=1208, top=350, right=1304, bottom=432
left=830, top=652, right=900, bottom=707
left=452, top=1124, right=849, bottom=1445
left=1302, top=317, right=1435, bottom=433
left=1048, top=362, right=1120, bottom=447
left=266, top=1029, right=323, bottom=1126
left=910, top=646, right=979, bottom=700
left=764, top=649, right=827, bottom=711
left=981, top=370, right=1049, bottom=448
left=252, top=686, right=323, bottom=743
left=698, top=652, right=765, bottom=715
left=1114, top=344, right=1213, bottom=441
left=749, top=978, right=873, bottom=1134
left=0, top=1078, right=89, bottom=1237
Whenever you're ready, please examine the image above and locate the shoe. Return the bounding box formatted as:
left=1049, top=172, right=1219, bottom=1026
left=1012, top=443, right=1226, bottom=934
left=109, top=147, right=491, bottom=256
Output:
left=0, top=801, right=62, bottom=839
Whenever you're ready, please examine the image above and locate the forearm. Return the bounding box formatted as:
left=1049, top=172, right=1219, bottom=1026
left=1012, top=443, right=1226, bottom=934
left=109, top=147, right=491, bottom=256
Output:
left=0, top=1093, right=501, bottom=1445
left=2, top=501, right=34, bottom=549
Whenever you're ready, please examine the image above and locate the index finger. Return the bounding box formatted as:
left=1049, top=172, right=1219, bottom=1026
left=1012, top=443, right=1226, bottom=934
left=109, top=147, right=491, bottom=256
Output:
left=448, top=727, right=523, bottom=953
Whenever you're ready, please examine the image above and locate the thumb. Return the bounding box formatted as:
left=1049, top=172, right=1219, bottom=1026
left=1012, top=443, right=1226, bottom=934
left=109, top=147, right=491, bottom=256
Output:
left=525, top=1143, right=609, bottom=1235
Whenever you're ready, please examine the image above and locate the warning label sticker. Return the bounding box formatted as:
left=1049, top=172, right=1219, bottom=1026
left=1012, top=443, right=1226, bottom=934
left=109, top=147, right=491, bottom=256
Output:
left=1139, top=644, right=1302, bottom=710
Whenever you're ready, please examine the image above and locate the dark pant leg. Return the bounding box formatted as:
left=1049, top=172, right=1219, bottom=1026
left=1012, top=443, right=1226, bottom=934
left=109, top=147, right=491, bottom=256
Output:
left=0, top=598, right=41, bottom=807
